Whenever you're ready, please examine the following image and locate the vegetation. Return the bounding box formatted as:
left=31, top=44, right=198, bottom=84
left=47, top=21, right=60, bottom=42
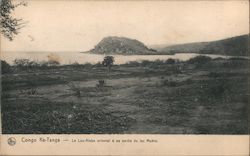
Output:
left=1, top=60, right=11, bottom=74
left=165, top=58, right=177, bottom=64
left=67, top=82, right=81, bottom=97
left=102, top=56, right=114, bottom=71
left=96, top=80, right=106, bottom=88
left=157, top=34, right=249, bottom=56
left=12, top=58, right=60, bottom=70
left=187, top=55, right=212, bottom=64
left=89, top=36, right=157, bottom=55
left=0, top=0, right=27, bottom=40
left=1, top=56, right=249, bottom=134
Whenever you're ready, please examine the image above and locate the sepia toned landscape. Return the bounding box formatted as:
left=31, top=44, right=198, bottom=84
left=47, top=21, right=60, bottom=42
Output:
left=1, top=0, right=249, bottom=134
left=2, top=35, right=249, bottom=134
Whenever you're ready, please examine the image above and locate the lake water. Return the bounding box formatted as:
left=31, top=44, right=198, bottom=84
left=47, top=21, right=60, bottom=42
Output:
left=1, top=52, right=236, bottom=65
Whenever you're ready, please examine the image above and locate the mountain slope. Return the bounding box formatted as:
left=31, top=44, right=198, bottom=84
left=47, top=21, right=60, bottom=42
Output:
left=201, top=35, right=249, bottom=56
left=158, top=35, right=249, bottom=56
left=88, top=36, right=157, bottom=55
left=156, top=42, right=209, bottom=54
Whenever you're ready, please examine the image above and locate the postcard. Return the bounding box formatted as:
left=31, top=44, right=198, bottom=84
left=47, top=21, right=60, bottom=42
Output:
left=0, top=0, right=249, bottom=155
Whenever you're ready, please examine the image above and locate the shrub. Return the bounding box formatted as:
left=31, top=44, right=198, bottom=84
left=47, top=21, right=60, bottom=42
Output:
left=83, top=63, right=92, bottom=68
left=39, top=61, right=49, bottom=68
left=149, top=48, right=157, bottom=52
left=161, top=78, right=192, bottom=87
left=94, top=62, right=102, bottom=67
left=188, top=55, right=212, bottom=64
left=165, top=58, right=176, bottom=64
left=26, top=88, right=38, bottom=95
left=168, top=65, right=182, bottom=74
left=70, top=62, right=82, bottom=68
left=28, top=60, right=39, bottom=67
left=67, top=82, right=81, bottom=97
left=47, top=60, right=60, bottom=66
left=141, top=60, right=151, bottom=66
left=96, top=80, right=105, bottom=88
left=12, top=58, right=61, bottom=70
left=13, top=58, right=30, bottom=67
left=229, top=57, right=248, bottom=61
left=222, top=59, right=248, bottom=68
left=208, top=72, right=220, bottom=78
left=124, top=61, right=140, bottom=67
left=154, top=59, right=164, bottom=64
left=213, top=57, right=225, bottom=61
left=20, top=80, right=38, bottom=95
left=208, top=79, right=229, bottom=98
left=1, top=60, right=11, bottom=74
left=13, top=59, right=39, bottom=69
left=162, top=79, right=178, bottom=87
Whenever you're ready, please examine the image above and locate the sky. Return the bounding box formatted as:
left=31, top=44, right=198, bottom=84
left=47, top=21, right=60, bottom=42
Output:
left=1, top=0, right=249, bottom=52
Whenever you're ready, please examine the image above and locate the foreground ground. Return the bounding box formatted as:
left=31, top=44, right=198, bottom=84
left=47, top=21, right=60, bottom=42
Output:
left=1, top=58, right=249, bottom=134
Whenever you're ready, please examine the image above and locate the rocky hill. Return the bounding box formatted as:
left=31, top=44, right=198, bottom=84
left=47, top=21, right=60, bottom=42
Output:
left=88, top=36, right=157, bottom=55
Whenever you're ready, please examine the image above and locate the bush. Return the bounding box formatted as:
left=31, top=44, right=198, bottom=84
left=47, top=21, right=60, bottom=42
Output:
left=13, top=58, right=61, bottom=70
left=83, top=63, right=92, bottom=68
left=208, top=79, right=230, bottom=98
left=26, top=88, right=38, bottom=95
left=141, top=60, right=152, bottom=66
left=149, top=48, right=157, bottom=52
left=229, top=57, right=248, bottom=61
left=165, top=58, right=176, bottom=64
left=47, top=60, right=60, bottom=66
left=96, top=80, right=105, bottom=88
left=124, top=61, right=140, bottom=67
left=168, top=65, right=182, bottom=74
left=222, top=59, right=248, bottom=68
left=94, top=62, right=102, bottom=67
left=1, top=60, right=11, bottom=74
left=13, top=58, right=30, bottom=67
left=161, top=78, right=192, bottom=87
left=67, top=82, right=81, bottom=97
left=70, top=62, right=83, bottom=68
left=213, top=57, right=225, bottom=61
left=162, top=79, right=178, bottom=87
left=19, top=80, right=38, bottom=95
left=13, top=59, right=39, bottom=69
left=188, top=55, right=212, bottom=64
left=39, top=60, right=60, bottom=67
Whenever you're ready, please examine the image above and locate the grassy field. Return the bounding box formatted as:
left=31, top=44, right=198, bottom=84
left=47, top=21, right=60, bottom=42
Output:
left=1, top=57, right=249, bottom=134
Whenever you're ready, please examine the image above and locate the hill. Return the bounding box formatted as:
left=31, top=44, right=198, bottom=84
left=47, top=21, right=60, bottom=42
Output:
left=88, top=36, right=157, bottom=55
left=154, top=42, right=209, bottom=54
left=158, top=34, right=249, bottom=56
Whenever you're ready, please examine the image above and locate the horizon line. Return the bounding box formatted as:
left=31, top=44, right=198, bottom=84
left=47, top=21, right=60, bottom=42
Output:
left=2, top=33, right=249, bottom=53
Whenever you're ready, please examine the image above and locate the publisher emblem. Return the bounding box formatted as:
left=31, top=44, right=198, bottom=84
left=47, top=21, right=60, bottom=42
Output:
left=7, top=137, right=16, bottom=146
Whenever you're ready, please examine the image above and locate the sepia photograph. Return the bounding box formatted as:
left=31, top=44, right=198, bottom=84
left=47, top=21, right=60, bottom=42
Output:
left=0, top=0, right=249, bottom=135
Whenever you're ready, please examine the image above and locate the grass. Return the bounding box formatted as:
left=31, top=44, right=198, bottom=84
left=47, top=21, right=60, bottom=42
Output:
left=2, top=98, right=135, bottom=134
left=1, top=57, right=249, bottom=134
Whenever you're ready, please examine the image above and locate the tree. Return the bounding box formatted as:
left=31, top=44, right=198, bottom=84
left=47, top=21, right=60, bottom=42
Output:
left=13, top=58, right=30, bottom=67
left=102, top=56, right=114, bottom=72
left=0, top=0, right=27, bottom=41
left=1, top=60, right=11, bottom=73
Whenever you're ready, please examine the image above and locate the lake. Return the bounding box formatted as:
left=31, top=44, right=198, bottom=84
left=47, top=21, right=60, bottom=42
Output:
left=1, top=52, right=236, bottom=65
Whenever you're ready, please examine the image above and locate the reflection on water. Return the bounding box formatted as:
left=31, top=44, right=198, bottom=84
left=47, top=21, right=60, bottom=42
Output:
left=1, top=52, right=233, bottom=65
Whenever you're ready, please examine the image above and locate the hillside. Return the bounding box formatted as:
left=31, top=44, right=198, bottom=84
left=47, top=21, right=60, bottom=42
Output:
left=201, top=35, right=249, bottom=56
left=158, top=34, right=249, bottom=56
left=88, top=36, right=157, bottom=55
left=155, top=42, right=209, bottom=54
